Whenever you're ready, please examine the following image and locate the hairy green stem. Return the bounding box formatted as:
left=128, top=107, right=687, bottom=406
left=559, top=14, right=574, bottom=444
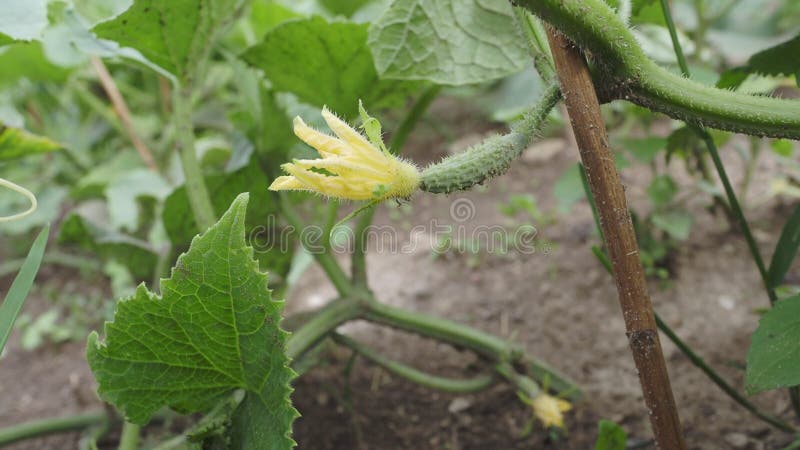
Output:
left=331, top=332, right=496, bottom=393
left=286, top=297, right=364, bottom=359
left=512, top=0, right=800, bottom=139
left=117, top=422, right=140, bottom=450
left=279, top=194, right=352, bottom=297
left=174, top=84, right=216, bottom=231
left=0, top=411, right=108, bottom=446
left=351, top=85, right=442, bottom=286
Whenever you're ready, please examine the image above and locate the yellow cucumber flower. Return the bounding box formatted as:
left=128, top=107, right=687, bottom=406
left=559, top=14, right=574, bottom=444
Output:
left=531, top=394, right=571, bottom=429
left=269, top=107, right=420, bottom=201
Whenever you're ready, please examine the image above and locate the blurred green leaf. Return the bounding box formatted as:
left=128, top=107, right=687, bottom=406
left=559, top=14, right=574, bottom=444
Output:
left=0, top=42, right=70, bottom=87
left=0, top=0, right=49, bottom=41
left=243, top=16, right=417, bottom=119
left=771, top=139, right=794, bottom=158
left=594, top=420, right=627, bottom=450
left=0, top=124, right=62, bottom=160
left=93, top=0, right=246, bottom=80
left=620, top=136, right=666, bottom=164
left=367, top=0, right=528, bottom=85
left=652, top=210, right=691, bottom=240
left=59, top=213, right=159, bottom=280
left=320, top=0, right=372, bottom=17
left=767, top=204, right=800, bottom=289
left=87, top=194, right=298, bottom=450
left=553, top=163, right=583, bottom=213
left=718, top=33, right=800, bottom=90
left=746, top=294, right=800, bottom=394
left=647, top=175, right=678, bottom=207
left=0, top=224, right=49, bottom=353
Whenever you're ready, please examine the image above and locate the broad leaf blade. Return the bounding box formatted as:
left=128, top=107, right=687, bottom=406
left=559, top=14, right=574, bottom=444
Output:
left=0, top=224, right=49, bottom=353
left=88, top=194, right=297, bottom=449
left=745, top=294, right=800, bottom=394
left=718, top=33, right=800, bottom=89
left=0, top=124, right=62, bottom=160
left=242, top=16, right=416, bottom=119
left=93, top=0, right=245, bottom=80
left=767, top=204, right=800, bottom=289
left=367, top=0, right=528, bottom=85
left=594, top=420, right=627, bottom=450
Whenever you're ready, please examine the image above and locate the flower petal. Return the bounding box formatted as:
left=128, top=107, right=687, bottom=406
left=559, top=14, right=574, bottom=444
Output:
left=293, top=117, right=349, bottom=157
left=321, top=107, right=378, bottom=158
left=268, top=176, right=307, bottom=191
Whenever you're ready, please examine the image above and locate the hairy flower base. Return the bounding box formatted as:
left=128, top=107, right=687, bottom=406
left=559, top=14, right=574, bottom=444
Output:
left=531, top=394, right=571, bottom=428
left=269, top=108, right=420, bottom=201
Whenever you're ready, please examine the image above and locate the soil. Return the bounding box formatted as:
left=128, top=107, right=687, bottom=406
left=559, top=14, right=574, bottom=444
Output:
left=1, top=104, right=799, bottom=449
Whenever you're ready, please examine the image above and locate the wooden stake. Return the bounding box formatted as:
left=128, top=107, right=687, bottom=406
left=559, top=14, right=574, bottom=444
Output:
left=545, top=29, right=686, bottom=449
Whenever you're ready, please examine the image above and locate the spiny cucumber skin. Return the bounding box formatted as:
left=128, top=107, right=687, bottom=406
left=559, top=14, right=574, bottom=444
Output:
left=420, top=85, right=561, bottom=195
left=420, top=132, right=528, bottom=194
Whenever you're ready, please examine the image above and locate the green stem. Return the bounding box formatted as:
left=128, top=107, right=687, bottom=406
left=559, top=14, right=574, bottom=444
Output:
left=351, top=85, right=442, bottom=286
left=495, top=362, right=541, bottom=399
left=513, top=0, right=800, bottom=139
left=117, top=422, right=141, bottom=450
left=331, top=332, right=496, bottom=393
left=286, top=297, right=363, bottom=359
left=362, top=297, right=520, bottom=360
left=0, top=411, right=108, bottom=446
left=658, top=0, right=690, bottom=77
left=279, top=194, right=352, bottom=297
left=174, top=83, right=216, bottom=231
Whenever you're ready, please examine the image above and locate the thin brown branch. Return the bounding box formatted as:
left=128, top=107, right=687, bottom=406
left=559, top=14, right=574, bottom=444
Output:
left=545, top=29, right=686, bottom=449
left=90, top=56, right=159, bottom=172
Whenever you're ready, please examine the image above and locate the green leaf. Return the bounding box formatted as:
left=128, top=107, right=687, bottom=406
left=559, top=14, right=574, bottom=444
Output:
left=0, top=32, right=17, bottom=47
left=0, top=42, right=70, bottom=87
left=58, top=213, right=159, bottom=281
left=0, top=225, right=49, bottom=353
left=367, top=0, right=528, bottom=85
left=242, top=16, right=416, bottom=119
left=745, top=294, right=800, bottom=394
left=0, top=0, right=49, bottom=41
left=619, top=136, right=666, bottom=164
left=594, top=420, right=627, bottom=450
left=646, top=175, right=678, bottom=207
left=0, top=124, right=62, bottom=160
left=87, top=194, right=297, bottom=449
left=652, top=210, right=692, bottom=240
left=718, top=33, right=800, bottom=90
left=767, top=204, right=800, bottom=289
left=93, top=0, right=245, bottom=80
left=770, top=139, right=794, bottom=158
left=163, top=162, right=293, bottom=282
left=320, top=0, right=372, bottom=17
left=553, top=164, right=584, bottom=213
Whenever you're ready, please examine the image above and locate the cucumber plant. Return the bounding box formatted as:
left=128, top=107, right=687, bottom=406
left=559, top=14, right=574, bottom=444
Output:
left=0, top=0, right=799, bottom=448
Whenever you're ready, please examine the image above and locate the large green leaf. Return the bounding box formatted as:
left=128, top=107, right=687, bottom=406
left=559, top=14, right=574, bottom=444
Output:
left=0, top=225, right=49, bottom=353
left=367, top=0, right=528, bottom=85
left=0, top=124, right=62, bottom=160
left=767, top=204, right=800, bottom=289
left=87, top=194, right=297, bottom=449
left=93, top=0, right=245, bottom=80
left=745, top=294, right=800, bottom=394
left=0, top=42, right=70, bottom=87
left=242, top=16, right=416, bottom=119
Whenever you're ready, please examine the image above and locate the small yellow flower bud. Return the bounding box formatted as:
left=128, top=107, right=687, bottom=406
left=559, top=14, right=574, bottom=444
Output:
left=531, top=394, right=571, bottom=429
left=269, top=107, right=420, bottom=201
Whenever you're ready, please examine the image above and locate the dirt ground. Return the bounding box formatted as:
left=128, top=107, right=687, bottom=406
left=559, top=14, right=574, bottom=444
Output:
left=1, top=104, right=799, bottom=449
